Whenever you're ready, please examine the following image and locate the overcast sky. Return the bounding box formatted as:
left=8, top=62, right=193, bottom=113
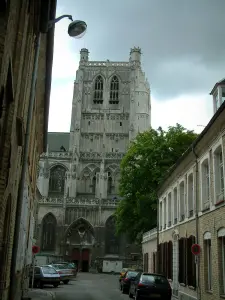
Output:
left=48, top=0, right=225, bottom=133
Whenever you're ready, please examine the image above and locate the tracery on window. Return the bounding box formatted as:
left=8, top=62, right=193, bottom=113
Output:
left=109, top=76, right=119, bottom=104
left=41, top=214, right=56, bottom=251
left=93, top=75, right=103, bottom=104
left=105, top=216, right=119, bottom=254
left=107, top=172, right=113, bottom=194
left=49, top=166, right=66, bottom=194
left=92, top=175, right=97, bottom=194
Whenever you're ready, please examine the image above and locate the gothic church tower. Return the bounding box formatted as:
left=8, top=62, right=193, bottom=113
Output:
left=36, top=47, right=151, bottom=271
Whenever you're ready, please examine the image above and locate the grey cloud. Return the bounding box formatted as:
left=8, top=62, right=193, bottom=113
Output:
left=57, top=0, right=225, bottom=99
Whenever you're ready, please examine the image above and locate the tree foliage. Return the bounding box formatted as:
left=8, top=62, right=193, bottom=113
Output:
left=115, top=124, right=198, bottom=242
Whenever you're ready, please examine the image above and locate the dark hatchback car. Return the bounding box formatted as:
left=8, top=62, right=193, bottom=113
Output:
left=29, top=266, right=60, bottom=288
left=129, top=272, right=172, bottom=300
left=120, top=270, right=139, bottom=294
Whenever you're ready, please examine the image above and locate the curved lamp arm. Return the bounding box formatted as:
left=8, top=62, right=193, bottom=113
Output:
left=48, top=14, right=73, bottom=29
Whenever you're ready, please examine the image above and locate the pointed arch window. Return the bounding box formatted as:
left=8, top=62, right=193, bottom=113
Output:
left=105, top=216, right=119, bottom=254
left=92, top=175, right=97, bottom=194
left=107, top=172, right=113, bottom=194
left=49, top=166, right=66, bottom=194
left=93, top=75, right=103, bottom=104
left=41, top=214, right=56, bottom=251
left=110, top=76, right=119, bottom=104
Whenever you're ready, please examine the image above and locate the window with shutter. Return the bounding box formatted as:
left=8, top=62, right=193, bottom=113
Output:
left=158, top=243, right=163, bottom=274
left=183, top=238, right=187, bottom=285
left=187, top=236, right=193, bottom=286
left=178, top=238, right=187, bottom=284
left=163, top=242, right=167, bottom=276
left=168, top=241, right=173, bottom=280
left=153, top=252, right=156, bottom=273
left=191, top=236, right=196, bottom=287
left=143, top=253, right=149, bottom=272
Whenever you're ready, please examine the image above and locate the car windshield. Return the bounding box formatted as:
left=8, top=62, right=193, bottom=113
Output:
left=68, top=263, right=76, bottom=268
left=141, top=274, right=167, bottom=284
left=122, top=268, right=128, bottom=272
left=127, top=271, right=138, bottom=278
left=42, top=266, right=58, bottom=274
left=52, top=264, right=66, bottom=270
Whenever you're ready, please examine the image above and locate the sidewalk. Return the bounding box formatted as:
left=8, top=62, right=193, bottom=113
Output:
left=24, top=289, right=55, bottom=300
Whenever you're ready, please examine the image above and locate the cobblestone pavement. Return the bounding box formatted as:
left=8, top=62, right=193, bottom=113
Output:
left=45, top=272, right=129, bottom=300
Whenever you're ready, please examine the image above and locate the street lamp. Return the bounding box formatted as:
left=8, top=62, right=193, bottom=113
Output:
left=10, top=14, right=87, bottom=298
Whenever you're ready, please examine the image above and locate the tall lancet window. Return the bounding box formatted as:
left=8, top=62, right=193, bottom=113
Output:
left=93, top=75, right=103, bottom=104
left=110, top=76, right=119, bottom=104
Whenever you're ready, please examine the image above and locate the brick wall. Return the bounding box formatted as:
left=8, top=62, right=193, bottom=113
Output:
left=0, top=0, right=54, bottom=299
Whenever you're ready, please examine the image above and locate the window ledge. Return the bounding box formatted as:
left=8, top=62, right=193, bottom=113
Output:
left=220, top=294, right=225, bottom=299
left=205, top=290, right=213, bottom=294
left=188, top=286, right=196, bottom=290
left=215, top=199, right=225, bottom=206
left=202, top=207, right=210, bottom=213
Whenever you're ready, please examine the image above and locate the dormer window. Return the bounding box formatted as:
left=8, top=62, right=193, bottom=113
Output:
left=210, top=79, right=225, bottom=113
left=222, top=87, right=225, bottom=104
left=109, top=76, right=119, bottom=104
left=215, top=91, right=220, bottom=110
left=93, top=75, right=103, bottom=104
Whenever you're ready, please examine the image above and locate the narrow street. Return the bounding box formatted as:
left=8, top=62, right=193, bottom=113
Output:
left=45, top=273, right=128, bottom=300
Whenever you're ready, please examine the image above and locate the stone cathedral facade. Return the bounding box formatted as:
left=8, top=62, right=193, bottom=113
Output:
left=35, top=47, right=151, bottom=272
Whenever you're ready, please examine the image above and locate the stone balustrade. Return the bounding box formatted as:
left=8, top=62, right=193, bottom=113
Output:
left=142, top=228, right=157, bottom=243
left=40, top=152, right=72, bottom=158
left=39, top=197, right=120, bottom=207
left=83, top=61, right=130, bottom=67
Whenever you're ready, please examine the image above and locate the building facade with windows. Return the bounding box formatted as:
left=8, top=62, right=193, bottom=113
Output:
left=157, top=87, right=225, bottom=300
left=36, top=47, right=151, bottom=271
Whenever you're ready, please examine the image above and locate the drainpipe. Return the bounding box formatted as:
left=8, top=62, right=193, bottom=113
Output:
left=192, top=143, right=200, bottom=300
left=156, top=197, right=160, bottom=273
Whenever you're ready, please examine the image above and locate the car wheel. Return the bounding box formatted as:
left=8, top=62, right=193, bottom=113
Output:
left=63, top=280, right=69, bottom=284
left=53, top=283, right=59, bottom=288
left=135, top=292, right=141, bottom=300
left=36, top=281, right=43, bottom=289
left=129, top=289, right=133, bottom=298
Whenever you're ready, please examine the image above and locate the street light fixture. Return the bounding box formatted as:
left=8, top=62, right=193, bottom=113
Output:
left=47, top=15, right=87, bottom=38
left=11, top=14, right=87, bottom=298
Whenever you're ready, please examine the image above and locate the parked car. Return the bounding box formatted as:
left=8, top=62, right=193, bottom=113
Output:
left=29, top=265, right=60, bottom=288
left=49, top=264, right=74, bottom=284
left=119, top=268, right=131, bottom=282
left=129, top=272, right=172, bottom=300
left=120, top=270, right=139, bottom=294
left=55, top=262, right=77, bottom=277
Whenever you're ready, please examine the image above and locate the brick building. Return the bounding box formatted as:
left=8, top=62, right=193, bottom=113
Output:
left=0, top=0, right=56, bottom=299
left=157, top=79, right=225, bottom=300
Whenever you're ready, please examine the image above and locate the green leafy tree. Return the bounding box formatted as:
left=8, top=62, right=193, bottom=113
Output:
left=115, top=124, right=198, bottom=242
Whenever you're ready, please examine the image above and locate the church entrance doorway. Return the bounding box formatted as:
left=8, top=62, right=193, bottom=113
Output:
left=82, top=249, right=90, bottom=272
left=72, top=248, right=80, bottom=270
left=71, top=248, right=90, bottom=272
